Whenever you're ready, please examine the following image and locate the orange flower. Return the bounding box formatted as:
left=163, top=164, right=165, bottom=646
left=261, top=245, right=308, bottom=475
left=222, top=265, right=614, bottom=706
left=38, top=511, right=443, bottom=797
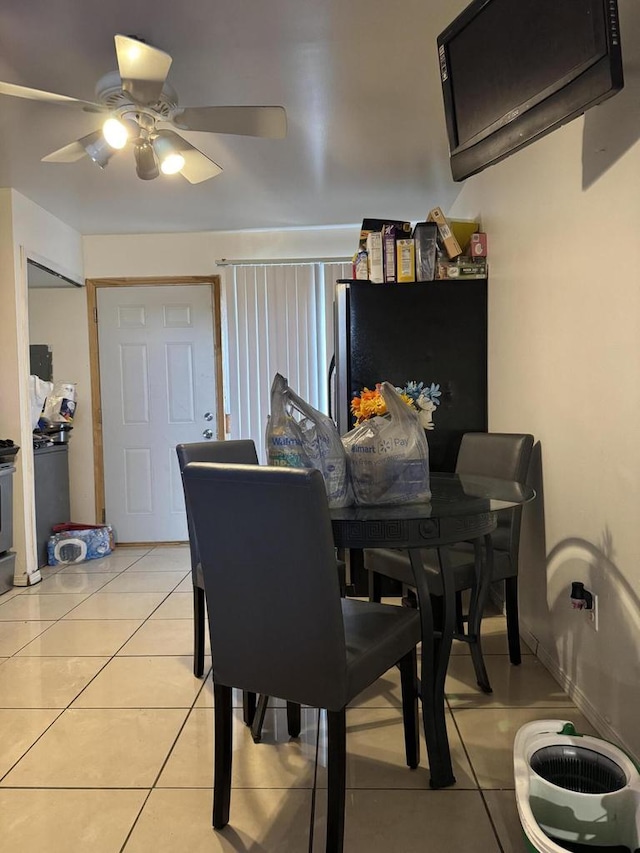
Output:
left=350, top=384, right=414, bottom=425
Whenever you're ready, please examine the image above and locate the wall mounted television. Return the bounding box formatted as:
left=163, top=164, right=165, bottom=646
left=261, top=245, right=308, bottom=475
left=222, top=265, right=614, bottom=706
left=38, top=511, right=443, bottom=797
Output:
left=438, top=0, right=624, bottom=182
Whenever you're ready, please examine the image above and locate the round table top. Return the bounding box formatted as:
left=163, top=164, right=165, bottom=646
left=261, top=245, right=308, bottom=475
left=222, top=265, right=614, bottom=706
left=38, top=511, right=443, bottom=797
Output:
left=329, top=471, right=535, bottom=522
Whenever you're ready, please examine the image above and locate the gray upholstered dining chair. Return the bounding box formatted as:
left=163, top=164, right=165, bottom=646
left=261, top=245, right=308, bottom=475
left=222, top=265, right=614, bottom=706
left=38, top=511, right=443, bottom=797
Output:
left=178, top=439, right=273, bottom=733
left=365, top=432, right=534, bottom=693
left=182, top=461, right=422, bottom=853
left=176, top=439, right=259, bottom=680
left=177, top=438, right=348, bottom=740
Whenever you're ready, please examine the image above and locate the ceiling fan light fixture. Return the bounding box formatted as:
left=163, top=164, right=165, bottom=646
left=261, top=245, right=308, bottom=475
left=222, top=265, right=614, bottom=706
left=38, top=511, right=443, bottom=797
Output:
left=82, top=135, right=114, bottom=168
left=160, top=152, right=185, bottom=175
left=134, top=140, right=159, bottom=180
left=103, top=115, right=139, bottom=149
left=153, top=135, right=185, bottom=175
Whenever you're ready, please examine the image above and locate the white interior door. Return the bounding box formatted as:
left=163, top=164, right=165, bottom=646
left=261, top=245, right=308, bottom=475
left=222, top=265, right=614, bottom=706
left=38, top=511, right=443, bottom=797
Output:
left=97, top=284, right=219, bottom=542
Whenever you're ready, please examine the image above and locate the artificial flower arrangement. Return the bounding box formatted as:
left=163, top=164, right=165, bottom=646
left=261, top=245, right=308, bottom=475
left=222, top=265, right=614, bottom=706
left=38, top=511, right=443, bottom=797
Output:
left=351, top=380, right=441, bottom=429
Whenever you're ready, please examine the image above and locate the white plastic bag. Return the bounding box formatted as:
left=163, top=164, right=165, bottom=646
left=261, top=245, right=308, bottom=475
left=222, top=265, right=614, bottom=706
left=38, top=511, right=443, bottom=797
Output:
left=40, top=382, right=77, bottom=425
left=265, top=373, right=353, bottom=508
left=29, top=376, right=53, bottom=430
left=342, top=381, right=430, bottom=506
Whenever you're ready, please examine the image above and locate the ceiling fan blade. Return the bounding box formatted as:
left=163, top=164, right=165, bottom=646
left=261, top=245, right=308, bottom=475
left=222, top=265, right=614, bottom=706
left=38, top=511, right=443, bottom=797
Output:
left=156, top=130, right=223, bottom=183
left=114, top=34, right=172, bottom=105
left=42, top=143, right=87, bottom=163
left=171, top=105, right=287, bottom=138
left=42, top=135, right=95, bottom=163
left=0, top=80, right=104, bottom=112
left=42, top=131, right=115, bottom=169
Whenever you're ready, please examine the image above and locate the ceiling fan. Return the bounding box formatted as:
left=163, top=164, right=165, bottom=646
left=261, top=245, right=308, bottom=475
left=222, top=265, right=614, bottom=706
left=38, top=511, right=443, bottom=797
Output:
left=0, top=34, right=287, bottom=183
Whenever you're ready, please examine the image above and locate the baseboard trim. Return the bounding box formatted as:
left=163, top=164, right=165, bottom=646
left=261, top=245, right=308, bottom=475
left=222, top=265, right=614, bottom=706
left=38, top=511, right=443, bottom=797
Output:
left=519, top=618, right=636, bottom=762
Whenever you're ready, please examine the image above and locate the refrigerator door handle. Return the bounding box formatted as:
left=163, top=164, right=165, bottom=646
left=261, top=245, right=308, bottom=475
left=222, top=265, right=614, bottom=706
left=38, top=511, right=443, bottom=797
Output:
left=328, top=354, right=336, bottom=419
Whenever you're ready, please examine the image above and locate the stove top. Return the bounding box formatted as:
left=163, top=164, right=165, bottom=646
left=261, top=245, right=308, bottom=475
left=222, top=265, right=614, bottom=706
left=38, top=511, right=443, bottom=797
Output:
left=0, top=440, right=20, bottom=462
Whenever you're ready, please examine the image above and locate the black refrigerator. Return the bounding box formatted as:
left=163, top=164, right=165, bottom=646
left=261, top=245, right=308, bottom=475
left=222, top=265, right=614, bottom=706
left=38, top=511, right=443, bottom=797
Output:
left=332, top=279, right=488, bottom=473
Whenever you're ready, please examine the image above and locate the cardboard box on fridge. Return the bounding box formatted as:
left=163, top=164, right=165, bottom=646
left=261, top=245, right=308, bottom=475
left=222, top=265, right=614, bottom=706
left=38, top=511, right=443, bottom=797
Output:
left=449, top=219, right=480, bottom=253
left=396, top=239, right=416, bottom=282
left=426, top=207, right=462, bottom=259
left=365, top=231, right=384, bottom=283
left=469, top=232, right=488, bottom=257
left=381, top=222, right=411, bottom=282
left=436, top=256, right=488, bottom=280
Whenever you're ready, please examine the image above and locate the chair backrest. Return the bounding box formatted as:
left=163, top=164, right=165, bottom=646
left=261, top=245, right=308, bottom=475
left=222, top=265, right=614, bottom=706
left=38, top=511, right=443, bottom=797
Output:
left=182, top=462, right=349, bottom=710
left=455, top=432, right=534, bottom=562
left=176, top=440, right=259, bottom=578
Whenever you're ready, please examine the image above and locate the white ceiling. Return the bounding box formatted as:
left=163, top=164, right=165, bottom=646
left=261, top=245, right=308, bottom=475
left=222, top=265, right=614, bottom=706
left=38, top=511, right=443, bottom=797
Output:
left=0, top=0, right=467, bottom=236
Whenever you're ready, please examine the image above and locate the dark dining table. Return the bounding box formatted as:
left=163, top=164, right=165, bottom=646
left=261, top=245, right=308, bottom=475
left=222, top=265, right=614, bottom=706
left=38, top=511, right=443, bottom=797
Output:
left=329, top=471, right=535, bottom=789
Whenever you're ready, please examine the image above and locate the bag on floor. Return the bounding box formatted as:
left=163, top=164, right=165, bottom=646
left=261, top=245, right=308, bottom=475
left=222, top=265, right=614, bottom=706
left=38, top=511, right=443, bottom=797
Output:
left=47, top=525, right=113, bottom=565
left=342, top=381, right=430, bottom=505
left=265, top=373, right=352, bottom=507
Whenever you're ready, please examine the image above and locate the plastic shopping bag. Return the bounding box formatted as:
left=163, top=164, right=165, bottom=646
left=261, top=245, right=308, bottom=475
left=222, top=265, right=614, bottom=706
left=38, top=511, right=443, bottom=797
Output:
left=29, top=375, right=53, bottom=430
left=265, top=373, right=352, bottom=507
left=341, top=381, right=430, bottom=506
left=39, top=382, right=77, bottom=426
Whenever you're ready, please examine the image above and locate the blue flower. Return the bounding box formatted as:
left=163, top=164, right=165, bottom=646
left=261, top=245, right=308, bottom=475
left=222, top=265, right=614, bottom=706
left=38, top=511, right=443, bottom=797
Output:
left=423, top=383, right=442, bottom=406
left=400, top=381, right=424, bottom=403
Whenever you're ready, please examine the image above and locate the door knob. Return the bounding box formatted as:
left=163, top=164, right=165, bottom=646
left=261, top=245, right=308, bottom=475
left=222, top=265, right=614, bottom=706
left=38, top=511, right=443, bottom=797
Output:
left=204, top=412, right=214, bottom=421
left=202, top=429, right=213, bottom=440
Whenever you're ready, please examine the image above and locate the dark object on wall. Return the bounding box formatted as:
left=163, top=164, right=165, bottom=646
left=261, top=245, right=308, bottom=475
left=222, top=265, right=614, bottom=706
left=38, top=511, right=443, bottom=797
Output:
left=29, top=344, right=53, bottom=382
left=34, top=444, right=70, bottom=568
left=438, top=0, right=624, bottom=182
left=332, top=279, right=487, bottom=474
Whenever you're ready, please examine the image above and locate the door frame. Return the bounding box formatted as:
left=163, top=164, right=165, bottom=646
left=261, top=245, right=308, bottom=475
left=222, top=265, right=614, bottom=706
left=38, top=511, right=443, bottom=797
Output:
left=86, top=275, right=224, bottom=532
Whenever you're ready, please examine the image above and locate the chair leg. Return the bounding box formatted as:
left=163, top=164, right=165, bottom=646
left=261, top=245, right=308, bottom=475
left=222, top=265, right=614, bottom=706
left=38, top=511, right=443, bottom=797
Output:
left=193, top=586, right=206, bottom=678
left=467, top=537, right=493, bottom=694
left=368, top=569, right=382, bottom=603
left=286, top=701, right=301, bottom=737
left=326, top=709, right=346, bottom=853
left=242, top=691, right=257, bottom=726
left=505, top=576, right=522, bottom=665
left=413, top=547, right=455, bottom=788
left=398, top=649, right=420, bottom=769
left=250, top=694, right=270, bottom=743
left=455, top=591, right=465, bottom=635
left=212, top=682, right=233, bottom=829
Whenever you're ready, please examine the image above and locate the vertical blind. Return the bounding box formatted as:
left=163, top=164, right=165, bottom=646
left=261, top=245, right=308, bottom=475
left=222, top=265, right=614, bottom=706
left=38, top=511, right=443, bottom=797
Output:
left=223, top=261, right=350, bottom=462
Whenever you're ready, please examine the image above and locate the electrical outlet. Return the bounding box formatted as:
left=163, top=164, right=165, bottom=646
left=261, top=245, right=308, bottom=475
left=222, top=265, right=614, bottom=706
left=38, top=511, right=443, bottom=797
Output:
left=586, top=593, right=599, bottom=631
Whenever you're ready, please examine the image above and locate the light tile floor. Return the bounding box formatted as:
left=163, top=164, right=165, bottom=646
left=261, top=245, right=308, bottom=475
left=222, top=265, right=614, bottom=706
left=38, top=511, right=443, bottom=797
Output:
left=0, top=546, right=595, bottom=852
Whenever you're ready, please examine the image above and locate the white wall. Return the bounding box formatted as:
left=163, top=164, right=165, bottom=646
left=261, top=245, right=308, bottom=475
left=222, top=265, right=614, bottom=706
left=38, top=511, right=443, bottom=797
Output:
left=83, top=225, right=357, bottom=278
left=0, top=189, right=83, bottom=582
left=448, top=64, right=640, bottom=756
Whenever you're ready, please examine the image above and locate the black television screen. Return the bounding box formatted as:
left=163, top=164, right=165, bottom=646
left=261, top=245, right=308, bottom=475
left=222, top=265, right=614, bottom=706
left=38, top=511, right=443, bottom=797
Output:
left=438, top=0, right=624, bottom=181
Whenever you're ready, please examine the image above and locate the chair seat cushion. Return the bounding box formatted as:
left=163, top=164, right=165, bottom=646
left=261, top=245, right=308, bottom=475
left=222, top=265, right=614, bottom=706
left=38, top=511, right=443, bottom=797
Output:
left=341, top=598, right=421, bottom=705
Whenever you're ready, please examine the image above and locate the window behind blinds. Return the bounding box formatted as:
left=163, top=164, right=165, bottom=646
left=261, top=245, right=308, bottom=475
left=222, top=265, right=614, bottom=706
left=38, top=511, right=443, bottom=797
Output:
left=222, top=261, right=350, bottom=462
